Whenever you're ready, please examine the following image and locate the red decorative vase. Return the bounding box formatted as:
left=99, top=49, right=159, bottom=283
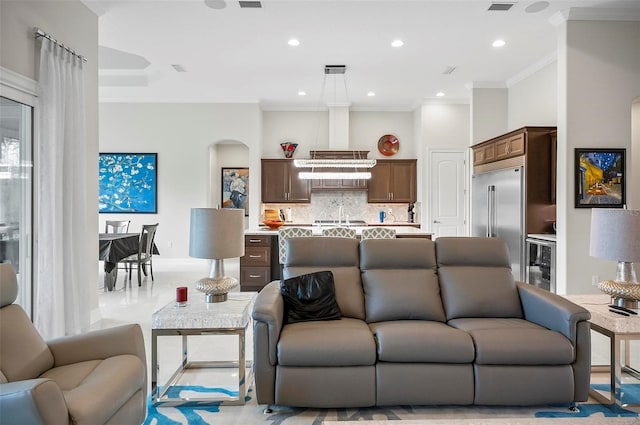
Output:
left=280, top=142, right=298, bottom=158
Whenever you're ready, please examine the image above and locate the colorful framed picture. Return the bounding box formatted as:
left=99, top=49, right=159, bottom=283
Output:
left=99, top=153, right=158, bottom=213
left=574, top=148, right=625, bottom=208
left=222, top=167, right=249, bottom=216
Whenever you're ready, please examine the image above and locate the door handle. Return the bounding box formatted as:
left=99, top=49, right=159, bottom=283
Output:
left=433, top=220, right=441, bottom=224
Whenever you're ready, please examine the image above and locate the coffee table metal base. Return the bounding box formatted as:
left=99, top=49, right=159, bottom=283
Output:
left=151, top=328, right=251, bottom=406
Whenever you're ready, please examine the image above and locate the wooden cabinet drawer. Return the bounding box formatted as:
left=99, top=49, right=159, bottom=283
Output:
left=241, top=246, right=270, bottom=266
left=495, top=133, right=525, bottom=160
left=245, top=235, right=270, bottom=247
left=241, top=267, right=270, bottom=286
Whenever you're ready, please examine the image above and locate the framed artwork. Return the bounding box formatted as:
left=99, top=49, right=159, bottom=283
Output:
left=574, top=148, right=625, bottom=208
left=222, top=167, right=249, bottom=216
left=99, top=153, right=158, bottom=213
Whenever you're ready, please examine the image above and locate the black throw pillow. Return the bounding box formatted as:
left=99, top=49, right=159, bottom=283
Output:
left=280, top=270, right=342, bottom=324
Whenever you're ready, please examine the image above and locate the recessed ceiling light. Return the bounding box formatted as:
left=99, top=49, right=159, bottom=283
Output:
left=367, top=92, right=376, bottom=97
left=492, top=39, right=506, bottom=48
left=436, top=92, right=445, bottom=97
left=525, top=1, right=549, bottom=13
left=288, top=38, right=300, bottom=47
left=298, top=91, right=306, bottom=96
left=391, top=40, right=404, bottom=48
left=204, top=0, right=226, bottom=9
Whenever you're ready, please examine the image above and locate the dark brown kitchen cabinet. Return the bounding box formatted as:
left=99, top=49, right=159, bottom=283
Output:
left=367, top=159, right=417, bottom=203
left=240, top=234, right=279, bottom=292
left=261, top=159, right=310, bottom=203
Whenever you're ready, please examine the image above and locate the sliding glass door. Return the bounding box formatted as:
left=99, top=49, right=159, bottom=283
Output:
left=0, top=96, right=33, bottom=316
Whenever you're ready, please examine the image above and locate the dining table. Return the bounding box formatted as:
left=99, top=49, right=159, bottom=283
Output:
left=99, top=232, right=159, bottom=291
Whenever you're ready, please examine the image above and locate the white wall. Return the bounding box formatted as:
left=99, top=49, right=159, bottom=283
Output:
left=262, top=111, right=328, bottom=158
left=557, top=19, right=640, bottom=294
left=0, top=0, right=99, bottom=311
left=99, top=103, right=261, bottom=258
left=349, top=111, right=415, bottom=159
left=471, top=87, right=508, bottom=144
left=421, top=104, right=471, bottom=149
left=508, top=62, right=558, bottom=130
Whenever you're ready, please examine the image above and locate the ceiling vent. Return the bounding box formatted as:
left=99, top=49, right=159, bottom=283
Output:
left=324, top=65, right=346, bottom=75
left=442, top=66, right=457, bottom=75
left=488, top=3, right=514, bottom=11
left=239, top=1, right=262, bottom=8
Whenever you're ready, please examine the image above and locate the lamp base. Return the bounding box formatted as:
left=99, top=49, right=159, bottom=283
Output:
left=612, top=296, right=638, bottom=310
left=195, top=276, right=238, bottom=303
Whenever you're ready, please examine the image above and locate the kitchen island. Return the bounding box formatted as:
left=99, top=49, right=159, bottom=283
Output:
left=240, top=226, right=433, bottom=292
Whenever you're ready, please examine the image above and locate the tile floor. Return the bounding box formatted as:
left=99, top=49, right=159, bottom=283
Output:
left=93, top=258, right=252, bottom=393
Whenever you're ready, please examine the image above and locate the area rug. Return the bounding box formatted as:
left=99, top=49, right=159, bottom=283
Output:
left=143, top=385, right=640, bottom=425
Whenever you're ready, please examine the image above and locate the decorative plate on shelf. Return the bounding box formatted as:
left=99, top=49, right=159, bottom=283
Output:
left=378, top=134, right=399, bottom=156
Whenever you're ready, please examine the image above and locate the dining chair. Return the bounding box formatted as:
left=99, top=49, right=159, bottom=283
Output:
left=278, top=227, right=312, bottom=264
left=120, top=223, right=159, bottom=286
left=105, top=220, right=130, bottom=234
left=360, top=227, right=397, bottom=240
left=322, top=227, right=357, bottom=238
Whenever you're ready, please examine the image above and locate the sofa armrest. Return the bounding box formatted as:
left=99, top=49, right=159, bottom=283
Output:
left=517, top=282, right=591, bottom=344
left=0, top=379, right=69, bottom=425
left=47, top=324, right=146, bottom=371
left=252, top=281, right=284, bottom=366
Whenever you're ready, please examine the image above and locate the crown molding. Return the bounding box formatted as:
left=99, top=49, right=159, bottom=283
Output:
left=550, top=7, right=640, bottom=26
left=506, top=52, right=557, bottom=88
left=465, top=81, right=507, bottom=90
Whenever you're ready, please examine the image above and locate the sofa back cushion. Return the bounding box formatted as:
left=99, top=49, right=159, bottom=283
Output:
left=284, top=237, right=365, bottom=320
left=0, top=304, right=55, bottom=381
left=360, top=239, right=445, bottom=323
left=436, top=237, right=523, bottom=320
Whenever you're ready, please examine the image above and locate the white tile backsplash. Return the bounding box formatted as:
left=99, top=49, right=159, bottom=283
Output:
left=263, top=191, right=414, bottom=224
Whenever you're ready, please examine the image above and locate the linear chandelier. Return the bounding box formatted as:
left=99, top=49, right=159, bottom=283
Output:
left=299, top=171, right=372, bottom=180
left=294, top=158, right=376, bottom=168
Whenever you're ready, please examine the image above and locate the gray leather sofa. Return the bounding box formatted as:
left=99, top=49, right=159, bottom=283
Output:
left=0, top=263, right=147, bottom=425
left=252, top=236, right=591, bottom=408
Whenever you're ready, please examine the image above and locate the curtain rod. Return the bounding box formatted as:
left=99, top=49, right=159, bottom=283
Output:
left=34, top=28, right=87, bottom=63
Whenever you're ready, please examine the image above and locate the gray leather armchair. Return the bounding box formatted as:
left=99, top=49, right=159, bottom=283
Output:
left=0, top=263, right=147, bottom=425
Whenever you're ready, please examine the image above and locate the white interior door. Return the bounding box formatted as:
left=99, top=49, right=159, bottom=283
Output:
left=429, top=150, right=467, bottom=238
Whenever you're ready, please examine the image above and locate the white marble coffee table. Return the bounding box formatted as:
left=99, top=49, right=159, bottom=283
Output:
left=150, top=292, right=256, bottom=406
left=565, top=294, right=640, bottom=409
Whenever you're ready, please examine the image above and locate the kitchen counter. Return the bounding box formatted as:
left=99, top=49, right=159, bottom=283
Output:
left=527, top=234, right=556, bottom=242
left=247, top=226, right=432, bottom=237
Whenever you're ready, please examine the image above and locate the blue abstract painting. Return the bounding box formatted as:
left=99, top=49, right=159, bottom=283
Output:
left=99, top=153, right=157, bottom=213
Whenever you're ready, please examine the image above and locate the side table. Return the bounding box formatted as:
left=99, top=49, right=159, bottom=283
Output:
left=565, top=294, right=640, bottom=409
left=151, top=292, right=256, bottom=406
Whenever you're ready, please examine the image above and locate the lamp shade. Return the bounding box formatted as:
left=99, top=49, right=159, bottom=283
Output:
left=590, top=209, right=640, bottom=262
left=189, top=208, right=245, bottom=259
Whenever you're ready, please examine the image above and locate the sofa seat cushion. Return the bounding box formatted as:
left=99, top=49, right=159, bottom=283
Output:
left=39, top=354, right=145, bottom=425
left=369, top=321, right=474, bottom=363
left=470, top=328, right=574, bottom=365
left=277, top=318, right=376, bottom=367
left=448, top=318, right=543, bottom=333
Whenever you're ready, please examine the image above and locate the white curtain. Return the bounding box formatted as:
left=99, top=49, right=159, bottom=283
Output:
left=35, top=38, right=91, bottom=339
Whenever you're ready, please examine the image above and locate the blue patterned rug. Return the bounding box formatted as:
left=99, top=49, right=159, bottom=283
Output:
left=143, top=385, right=640, bottom=425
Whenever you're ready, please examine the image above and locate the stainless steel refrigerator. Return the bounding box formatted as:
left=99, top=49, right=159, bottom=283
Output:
left=471, top=167, right=525, bottom=281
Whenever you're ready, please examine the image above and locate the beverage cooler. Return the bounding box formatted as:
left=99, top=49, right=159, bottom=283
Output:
left=525, top=235, right=556, bottom=293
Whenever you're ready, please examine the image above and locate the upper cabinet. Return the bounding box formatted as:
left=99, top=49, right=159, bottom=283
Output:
left=472, top=127, right=554, bottom=167
left=368, top=159, right=417, bottom=203
left=261, top=159, right=310, bottom=203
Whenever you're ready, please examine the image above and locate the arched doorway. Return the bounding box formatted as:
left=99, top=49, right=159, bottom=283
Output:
left=208, top=140, right=250, bottom=221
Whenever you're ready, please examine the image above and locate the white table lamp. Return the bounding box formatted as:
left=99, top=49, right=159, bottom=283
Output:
left=189, top=208, right=245, bottom=302
left=590, top=209, right=640, bottom=308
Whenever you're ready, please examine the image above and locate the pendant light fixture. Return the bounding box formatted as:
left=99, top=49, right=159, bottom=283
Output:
left=295, top=65, right=376, bottom=180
